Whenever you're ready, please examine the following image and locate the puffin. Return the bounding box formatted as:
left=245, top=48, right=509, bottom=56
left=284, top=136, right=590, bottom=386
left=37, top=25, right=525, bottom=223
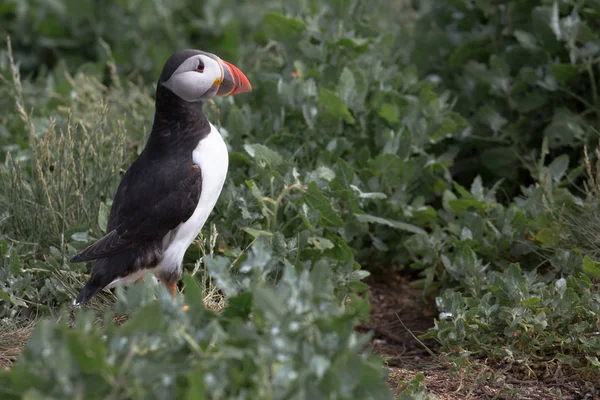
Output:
left=71, top=49, right=251, bottom=305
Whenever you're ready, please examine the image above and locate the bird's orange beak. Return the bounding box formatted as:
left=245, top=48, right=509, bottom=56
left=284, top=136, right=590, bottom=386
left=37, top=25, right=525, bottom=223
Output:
left=216, top=59, right=252, bottom=96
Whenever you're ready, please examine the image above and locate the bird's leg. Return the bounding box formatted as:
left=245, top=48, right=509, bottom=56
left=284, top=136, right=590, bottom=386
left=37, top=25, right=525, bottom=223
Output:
left=163, top=281, right=177, bottom=297
left=158, top=277, right=189, bottom=311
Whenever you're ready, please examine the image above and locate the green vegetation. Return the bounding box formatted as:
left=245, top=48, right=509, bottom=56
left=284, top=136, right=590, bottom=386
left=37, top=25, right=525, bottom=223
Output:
left=1, top=0, right=599, bottom=398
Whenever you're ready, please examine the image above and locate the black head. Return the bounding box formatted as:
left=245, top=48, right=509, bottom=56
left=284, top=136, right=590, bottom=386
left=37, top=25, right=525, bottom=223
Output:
left=157, top=49, right=252, bottom=103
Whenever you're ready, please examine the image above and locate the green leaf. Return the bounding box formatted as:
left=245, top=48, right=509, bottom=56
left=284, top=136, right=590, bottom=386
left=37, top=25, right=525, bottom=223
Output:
left=369, top=154, right=412, bottom=188
left=310, top=355, right=331, bottom=379
left=305, top=182, right=343, bottom=227
left=535, top=227, right=559, bottom=246
left=514, top=30, right=538, bottom=50
left=481, top=147, right=518, bottom=179
left=0, top=239, right=8, bottom=257
left=244, top=144, right=284, bottom=168
left=307, top=166, right=336, bottom=183
left=448, top=39, right=492, bottom=67
left=470, top=176, right=484, bottom=200
left=71, top=232, right=90, bottom=243
left=182, top=273, right=205, bottom=306
left=550, top=1, right=562, bottom=40
left=185, top=364, right=207, bottom=400
left=548, top=154, right=569, bottom=182
left=97, top=201, right=110, bottom=232
left=0, top=290, right=13, bottom=304
left=336, top=37, right=371, bottom=52
left=551, top=64, right=579, bottom=84
left=241, top=227, right=273, bottom=239
left=346, top=270, right=370, bottom=282
left=308, top=236, right=335, bottom=250
left=355, top=214, right=426, bottom=235
left=378, top=103, right=399, bottom=124
left=8, top=249, right=22, bottom=275
left=318, top=88, right=356, bottom=124
left=447, top=199, right=488, bottom=213
left=337, top=67, right=356, bottom=108
left=324, top=233, right=354, bottom=261
left=543, top=109, right=585, bottom=149
left=520, top=297, right=540, bottom=307
left=452, top=182, right=473, bottom=200
left=49, top=246, right=62, bottom=260
left=206, top=256, right=238, bottom=297
left=582, top=255, right=600, bottom=279
left=263, top=12, right=307, bottom=40
left=476, top=106, right=507, bottom=133
left=120, top=302, right=165, bottom=335
left=253, top=285, right=287, bottom=320
left=586, top=356, right=600, bottom=368
left=223, top=292, right=253, bottom=320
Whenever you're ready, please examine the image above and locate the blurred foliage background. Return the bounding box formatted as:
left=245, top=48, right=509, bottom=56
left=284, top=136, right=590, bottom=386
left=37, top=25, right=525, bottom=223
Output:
left=0, top=0, right=599, bottom=398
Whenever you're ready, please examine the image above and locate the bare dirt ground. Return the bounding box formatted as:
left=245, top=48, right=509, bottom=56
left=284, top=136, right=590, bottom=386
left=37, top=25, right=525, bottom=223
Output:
left=361, top=273, right=600, bottom=400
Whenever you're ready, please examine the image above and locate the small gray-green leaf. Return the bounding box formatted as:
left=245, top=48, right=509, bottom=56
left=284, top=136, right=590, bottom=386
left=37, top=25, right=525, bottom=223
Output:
left=583, top=255, right=600, bottom=279
left=318, top=88, right=355, bottom=124
left=308, top=236, right=335, bottom=250
left=206, top=256, right=238, bottom=297
left=310, top=355, right=331, bottom=379
left=337, top=67, right=356, bottom=106
left=307, top=166, right=336, bottom=183
left=0, top=289, right=13, bottom=304
left=305, top=182, right=343, bottom=227
left=378, top=103, right=399, bottom=124
left=355, top=214, right=426, bottom=235
left=551, top=64, right=578, bottom=84
left=346, top=269, right=370, bottom=282
left=548, top=154, right=569, bottom=182
left=514, top=30, right=538, bottom=50
left=358, top=192, right=387, bottom=199
left=350, top=185, right=387, bottom=199
left=253, top=285, right=287, bottom=319
left=244, top=144, right=284, bottom=168
left=476, top=106, right=507, bottom=133
left=97, top=201, right=110, bottom=232
left=263, top=12, right=307, bottom=40
left=470, top=176, right=484, bottom=200
left=550, top=1, right=562, bottom=40
left=71, top=232, right=90, bottom=243
left=241, top=227, right=273, bottom=239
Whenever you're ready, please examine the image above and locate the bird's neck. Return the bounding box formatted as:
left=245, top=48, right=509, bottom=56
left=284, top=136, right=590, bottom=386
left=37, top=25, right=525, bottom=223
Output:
left=146, top=85, right=211, bottom=153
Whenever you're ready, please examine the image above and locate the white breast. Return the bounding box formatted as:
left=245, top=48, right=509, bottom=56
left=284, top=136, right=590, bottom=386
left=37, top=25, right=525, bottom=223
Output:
left=157, top=123, right=229, bottom=275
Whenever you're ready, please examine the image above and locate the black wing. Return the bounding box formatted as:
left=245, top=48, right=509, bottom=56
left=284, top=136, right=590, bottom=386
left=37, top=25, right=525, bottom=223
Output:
left=71, top=157, right=202, bottom=263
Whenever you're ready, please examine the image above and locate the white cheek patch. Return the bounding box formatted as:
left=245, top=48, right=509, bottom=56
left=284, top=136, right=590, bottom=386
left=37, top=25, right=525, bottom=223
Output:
left=162, top=55, right=223, bottom=102
left=164, top=71, right=210, bottom=102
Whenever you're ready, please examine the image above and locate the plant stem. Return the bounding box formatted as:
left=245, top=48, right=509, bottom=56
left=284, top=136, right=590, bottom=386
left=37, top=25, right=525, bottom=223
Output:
left=271, top=183, right=306, bottom=233
left=585, top=59, right=600, bottom=127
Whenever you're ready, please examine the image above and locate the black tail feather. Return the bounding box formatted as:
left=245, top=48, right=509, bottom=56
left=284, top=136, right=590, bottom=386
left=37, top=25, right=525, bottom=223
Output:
left=74, top=245, right=157, bottom=304
left=76, top=281, right=105, bottom=305
left=75, top=259, right=118, bottom=304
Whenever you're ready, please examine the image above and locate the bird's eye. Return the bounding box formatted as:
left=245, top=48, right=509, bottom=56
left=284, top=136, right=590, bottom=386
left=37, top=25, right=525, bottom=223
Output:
left=196, top=61, right=205, bottom=73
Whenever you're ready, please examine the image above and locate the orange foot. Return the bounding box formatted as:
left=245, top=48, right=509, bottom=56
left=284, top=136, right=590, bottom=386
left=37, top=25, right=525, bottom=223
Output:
left=160, top=280, right=189, bottom=311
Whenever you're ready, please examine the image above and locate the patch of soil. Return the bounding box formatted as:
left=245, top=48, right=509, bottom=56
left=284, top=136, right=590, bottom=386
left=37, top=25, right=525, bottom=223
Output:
left=359, top=273, right=437, bottom=367
left=386, top=362, right=598, bottom=400
left=362, top=273, right=600, bottom=400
